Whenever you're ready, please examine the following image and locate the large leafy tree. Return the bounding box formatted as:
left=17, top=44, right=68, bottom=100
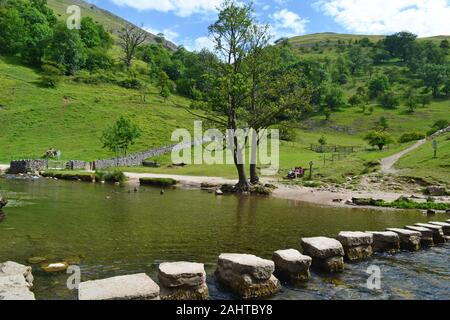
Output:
left=384, top=31, right=417, bottom=62
left=101, top=117, right=141, bottom=156
left=418, top=63, right=449, bottom=98
left=48, top=22, right=87, bottom=75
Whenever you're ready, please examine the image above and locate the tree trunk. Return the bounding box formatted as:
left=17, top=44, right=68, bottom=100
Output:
left=250, top=164, right=259, bottom=185
left=235, top=163, right=250, bottom=191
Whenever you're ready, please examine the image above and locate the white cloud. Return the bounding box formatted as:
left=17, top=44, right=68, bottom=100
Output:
left=315, top=0, right=450, bottom=37
left=271, top=9, right=309, bottom=38
left=184, top=36, right=215, bottom=52
left=144, top=27, right=179, bottom=42
left=110, top=0, right=222, bottom=17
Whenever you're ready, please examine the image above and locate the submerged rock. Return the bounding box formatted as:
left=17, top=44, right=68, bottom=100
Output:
left=27, top=257, right=47, bottom=265
left=215, top=253, right=280, bottom=299
left=78, top=273, right=160, bottom=300
left=300, top=237, right=344, bottom=273
left=158, top=262, right=208, bottom=300
left=336, top=231, right=373, bottom=261
left=272, top=249, right=312, bottom=282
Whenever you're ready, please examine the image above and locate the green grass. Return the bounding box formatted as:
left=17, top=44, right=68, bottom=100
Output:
left=139, top=177, right=177, bottom=187
left=0, top=56, right=200, bottom=163
left=41, top=170, right=95, bottom=182
left=396, top=133, right=450, bottom=186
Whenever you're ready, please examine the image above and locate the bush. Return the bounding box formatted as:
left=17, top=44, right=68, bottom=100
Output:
left=398, top=132, right=425, bottom=143
left=278, top=126, right=297, bottom=142
left=85, top=48, right=113, bottom=71
left=364, top=130, right=394, bottom=150
left=119, top=77, right=143, bottom=89
left=378, top=91, right=399, bottom=109
left=427, top=119, right=449, bottom=135
left=41, top=170, right=95, bottom=182
left=139, top=177, right=177, bottom=187
left=40, top=64, right=63, bottom=88
left=96, top=170, right=126, bottom=183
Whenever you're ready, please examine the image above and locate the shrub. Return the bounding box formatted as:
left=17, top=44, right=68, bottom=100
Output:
left=398, top=132, right=425, bottom=143
left=42, top=170, right=95, bottom=182
left=139, top=177, right=177, bottom=187
left=119, top=77, right=142, bottom=89
left=427, top=119, right=449, bottom=135
left=364, top=130, right=394, bottom=150
left=278, top=126, right=297, bottom=142
left=378, top=91, right=399, bottom=109
left=40, top=64, right=63, bottom=88
left=96, top=170, right=126, bottom=183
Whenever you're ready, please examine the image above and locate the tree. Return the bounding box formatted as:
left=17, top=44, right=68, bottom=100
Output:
left=440, top=39, right=449, bottom=50
left=368, top=74, right=390, bottom=99
left=48, top=22, right=87, bottom=75
left=157, top=70, right=173, bottom=100
left=347, top=46, right=372, bottom=75
left=322, top=83, right=346, bottom=110
left=375, top=116, right=389, bottom=131
left=418, top=63, right=449, bottom=98
left=403, top=88, right=418, bottom=113
left=101, top=116, right=141, bottom=156
left=318, top=135, right=327, bottom=146
left=384, top=32, right=417, bottom=61
left=364, top=131, right=393, bottom=150
left=118, top=24, right=148, bottom=68
left=79, top=17, right=111, bottom=49
left=418, top=93, right=432, bottom=108
left=331, top=55, right=350, bottom=84
left=40, top=63, right=62, bottom=88
left=204, top=0, right=254, bottom=191
left=378, top=90, right=399, bottom=109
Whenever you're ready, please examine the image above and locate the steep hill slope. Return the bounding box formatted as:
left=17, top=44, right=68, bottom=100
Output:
left=46, top=0, right=177, bottom=51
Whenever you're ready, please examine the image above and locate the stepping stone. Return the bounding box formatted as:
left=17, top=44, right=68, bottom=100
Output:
left=386, top=228, right=421, bottom=251
left=215, top=253, right=280, bottom=299
left=415, top=223, right=445, bottom=243
left=0, top=261, right=35, bottom=300
left=366, top=231, right=400, bottom=253
left=272, top=249, right=312, bottom=282
left=405, top=226, right=434, bottom=246
left=300, top=237, right=344, bottom=272
left=158, top=262, right=208, bottom=300
left=428, top=222, right=450, bottom=236
left=336, top=231, right=373, bottom=261
left=78, top=273, right=160, bottom=300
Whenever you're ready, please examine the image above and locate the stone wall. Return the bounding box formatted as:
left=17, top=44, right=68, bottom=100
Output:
left=66, top=160, right=91, bottom=171
left=92, top=140, right=200, bottom=170
left=8, top=160, right=48, bottom=174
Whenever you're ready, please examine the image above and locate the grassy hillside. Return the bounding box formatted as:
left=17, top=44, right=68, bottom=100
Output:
left=46, top=0, right=177, bottom=50
left=289, top=32, right=449, bottom=48
left=0, top=56, right=198, bottom=162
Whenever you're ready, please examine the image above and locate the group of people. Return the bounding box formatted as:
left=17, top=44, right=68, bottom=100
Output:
left=287, top=167, right=305, bottom=179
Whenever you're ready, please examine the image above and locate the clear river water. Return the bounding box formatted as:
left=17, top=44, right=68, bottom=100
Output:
left=0, top=177, right=449, bottom=300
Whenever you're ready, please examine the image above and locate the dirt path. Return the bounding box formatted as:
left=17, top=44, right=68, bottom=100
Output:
left=380, top=139, right=426, bottom=173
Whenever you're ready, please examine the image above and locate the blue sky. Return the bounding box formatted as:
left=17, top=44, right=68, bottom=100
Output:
left=85, top=0, right=450, bottom=51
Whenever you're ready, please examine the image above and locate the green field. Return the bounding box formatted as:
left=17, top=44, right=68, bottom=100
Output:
left=396, top=133, right=450, bottom=185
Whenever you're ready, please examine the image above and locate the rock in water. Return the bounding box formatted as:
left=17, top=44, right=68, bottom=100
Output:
left=27, top=257, right=47, bottom=265
left=336, top=231, right=373, bottom=261
left=300, top=237, right=344, bottom=273
left=428, top=221, right=450, bottom=236
left=414, top=223, right=445, bottom=243
left=272, top=249, right=312, bottom=282
left=42, top=262, right=69, bottom=273
left=0, top=261, right=35, bottom=300
left=158, top=262, right=208, bottom=300
left=366, top=231, right=400, bottom=253
left=78, top=273, right=160, bottom=300
left=215, top=253, right=281, bottom=299
left=386, top=228, right=421, bottom=251
left=404, top=226, right=434, bottom=246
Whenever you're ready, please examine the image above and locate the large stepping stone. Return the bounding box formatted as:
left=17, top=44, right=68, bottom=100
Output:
left=386, top=228, right=421, bottom=251
left=336, top=232, right=373, bottom=261
left=272, top=249, right=312, bottom=282
left=405, top=226, right=434, bottom=246
left=0, top=261, right=35, bottom=300
left=158, top=262, right=208, bottom=300
left=428, top=222, right=450, bottom=236
left=415, top=223, right=445, bottom=243
left=366, top=231, right=400, bottom=253
left=215, top=253, right=280, bottom=299
left=78, top=273, right=160, bottom=300
left=300, top=237, right=344, bottom=272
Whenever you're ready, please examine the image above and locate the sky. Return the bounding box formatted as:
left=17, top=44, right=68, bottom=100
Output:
left=85, top=0, right=450, bottom=51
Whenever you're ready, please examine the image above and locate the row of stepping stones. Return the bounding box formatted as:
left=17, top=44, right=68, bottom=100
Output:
left=3, top=219, right=449, bottom=300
